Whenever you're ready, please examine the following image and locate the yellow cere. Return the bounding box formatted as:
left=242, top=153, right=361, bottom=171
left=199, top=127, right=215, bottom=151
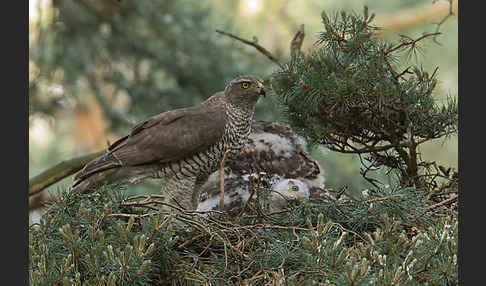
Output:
left=287, top=191, right=297, bottom=200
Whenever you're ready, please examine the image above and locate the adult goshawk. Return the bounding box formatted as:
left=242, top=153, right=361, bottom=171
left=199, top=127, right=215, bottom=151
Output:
left=71, top=75, right=265, bottom=210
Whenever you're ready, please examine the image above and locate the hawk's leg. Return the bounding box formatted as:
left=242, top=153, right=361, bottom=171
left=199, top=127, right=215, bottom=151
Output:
left=159, top=175, right=198, bottom=210
left=159, top=174, right=210, bottom=211
left=192, top=174, right=210, bottom=209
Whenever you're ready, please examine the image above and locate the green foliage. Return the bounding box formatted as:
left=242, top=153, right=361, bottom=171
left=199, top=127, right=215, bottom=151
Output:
left=30, top=182, right=457, bottom=285
left=270, top=7, right=458, bottom=188
left=29, top=186, right=164, bottom=285
left=29, top=5, right=458, bottom=285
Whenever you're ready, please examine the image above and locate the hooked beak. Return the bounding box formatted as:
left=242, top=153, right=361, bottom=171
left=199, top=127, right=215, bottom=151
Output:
left=257, top=82, right=266, bottom=97
left=286, top=190, right=297, bottom=200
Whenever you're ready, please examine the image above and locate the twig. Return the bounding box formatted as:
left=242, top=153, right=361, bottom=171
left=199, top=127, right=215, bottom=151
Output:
left=234, top=224, right=309, bottom=232
left=394, top=66, right=413, bottom=80
left=108, top=213, right=153, bottom=219
left=432, top=0, right=456, bottom=44
left=178, top=233, right=207, bottom=249
left=384, top=32, right=441, bottom=56
left=334, top=185, right=348, bottom=201
left=219, top=149, right=231, bottom=212
left=362, top=195, right=395, bottom=204
left=326, top=142, right=410, bottom=154
left=358, top=154, right=384, bottom=190
left=119, top=197, right=225, bottom=216
left=29, top=150, right=106, bottom=197
left=427, top=194, right=458, bottom=211
left=237, top=184, right=258, bottom=217
left=215, top=29, right=284, bottom=69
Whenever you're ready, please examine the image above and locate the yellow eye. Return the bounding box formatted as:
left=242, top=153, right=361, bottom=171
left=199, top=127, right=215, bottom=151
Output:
left=241, top=82, right=250, bottom=89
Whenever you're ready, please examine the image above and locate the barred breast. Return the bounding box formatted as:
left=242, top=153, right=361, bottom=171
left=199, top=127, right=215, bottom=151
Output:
left=155, top=102, right=254, bottom=181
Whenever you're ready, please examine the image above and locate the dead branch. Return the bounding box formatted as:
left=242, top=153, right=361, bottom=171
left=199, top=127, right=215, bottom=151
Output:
left=29, top=192, right=58, bottom=211
left=215, top=29, right=284, bottom=69
left=290, top=24, right=305, bottom=58
left=432, top=0, right=456, bottom=44
left=29, top=150, right=105, bottom=197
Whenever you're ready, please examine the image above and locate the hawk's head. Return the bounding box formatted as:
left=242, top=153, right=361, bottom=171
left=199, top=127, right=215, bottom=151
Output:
left=272, top=179, right=310, bottom=202
left=224, top=75, right=265, bottom=108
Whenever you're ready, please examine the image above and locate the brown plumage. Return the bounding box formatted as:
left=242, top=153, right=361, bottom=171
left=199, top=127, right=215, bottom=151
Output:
left=72, top=75, right=265, bottom=210
left=197, top=120, right=330, bottom=215
left=226, top=120, right=322, bottom=182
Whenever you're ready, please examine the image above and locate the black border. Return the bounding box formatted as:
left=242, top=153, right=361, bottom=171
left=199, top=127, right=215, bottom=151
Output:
left=11, top=0, right=28, bottom=283
left=22, top=0, right=466, bottom=284
left=457, top=0, right=482, bottom=284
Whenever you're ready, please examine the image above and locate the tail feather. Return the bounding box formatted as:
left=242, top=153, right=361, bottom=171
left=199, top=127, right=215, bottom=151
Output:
left=72, top=153, right=121, bottom=191
left=71, top=165, right=157, bottom=193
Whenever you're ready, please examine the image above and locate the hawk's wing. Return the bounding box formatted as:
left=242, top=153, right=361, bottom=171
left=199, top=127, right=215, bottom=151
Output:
left=112, top=108, right=226, bottom=165
left=73, top=106, right=226, bottom=184
left=227, top=120, right=320, bottom=179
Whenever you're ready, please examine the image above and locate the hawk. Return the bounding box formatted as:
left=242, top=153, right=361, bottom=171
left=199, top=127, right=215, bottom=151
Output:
left=196, top=120, right=331, bottom=215
left=197, top=173, right=314, bottom=216
left=72, top=75, right=265, bottom=210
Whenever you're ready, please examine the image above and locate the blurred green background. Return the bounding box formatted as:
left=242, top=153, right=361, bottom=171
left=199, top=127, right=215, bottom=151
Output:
left=29, top=0, right=457, bottom=206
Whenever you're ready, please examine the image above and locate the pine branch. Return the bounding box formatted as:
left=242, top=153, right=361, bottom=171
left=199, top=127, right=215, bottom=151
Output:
left=30, top=181, right=456, bottom=284
left=271, top=7, right=457, bottom=189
